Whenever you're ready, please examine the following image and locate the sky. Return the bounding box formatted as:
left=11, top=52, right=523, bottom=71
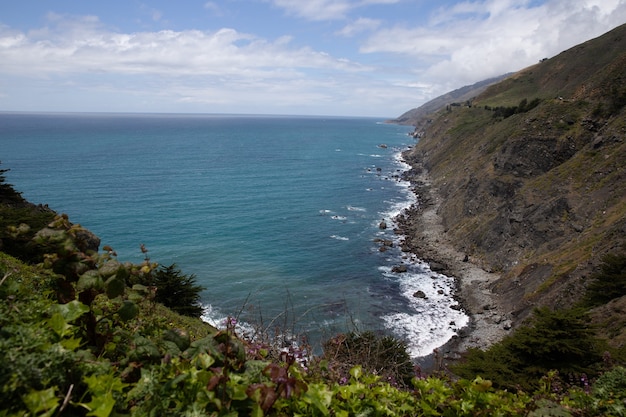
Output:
left=0, top=1, right=625, bottom=118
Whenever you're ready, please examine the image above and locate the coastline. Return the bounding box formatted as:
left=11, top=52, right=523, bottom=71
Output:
left=395, top=150, right=512, bottom=365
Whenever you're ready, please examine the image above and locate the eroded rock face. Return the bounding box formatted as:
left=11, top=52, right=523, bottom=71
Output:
left=493, top=135, right=578, bottom=178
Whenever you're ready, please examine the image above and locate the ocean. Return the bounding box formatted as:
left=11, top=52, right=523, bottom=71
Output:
left=0, top=112, right=468, bottom=357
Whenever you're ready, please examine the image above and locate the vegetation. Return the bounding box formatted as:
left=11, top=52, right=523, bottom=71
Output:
left=583, top=252, right=626, bottom=307
left=452, top=307, right=606, bottom=392
left=322, top=331, right=415, bottom=388
left=134, top=262, right=205, bottom=318
left=485, top=97, right=542, bottom=119
left=0, top=163, right=23, bottom=203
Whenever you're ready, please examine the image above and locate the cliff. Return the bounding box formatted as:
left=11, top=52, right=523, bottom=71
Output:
left=399, top=23, right=626, bottom=346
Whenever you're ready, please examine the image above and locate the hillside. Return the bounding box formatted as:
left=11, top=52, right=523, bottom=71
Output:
left=387, top=74, right=510, bottom=127
left=398, top=23, right=626, bottom=347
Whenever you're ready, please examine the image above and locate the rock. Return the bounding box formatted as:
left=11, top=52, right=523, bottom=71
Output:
left=429, top=262, right=447, bottom=272
left=413, top=290, right=427, bottom=298
left=503, top=320, right=513, bottom=330
left=379, top=221, right=387, bottom=229
left=74, top=228, right=101, bottom=253
left=450, top=304, right=462, bottom=311
left=392, top=264, right=408, bottom=273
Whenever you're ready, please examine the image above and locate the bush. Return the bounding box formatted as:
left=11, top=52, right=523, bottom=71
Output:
left=322, top=331, right=415, bottom=388
left=453, top=307, right=603, bottom=391
left=583, top=252, right=626, bottom=307
left=141, top=263, right=205, bottom=318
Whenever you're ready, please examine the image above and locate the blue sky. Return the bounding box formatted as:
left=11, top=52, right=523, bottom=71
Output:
left=1, top=1, right=624, bottom=117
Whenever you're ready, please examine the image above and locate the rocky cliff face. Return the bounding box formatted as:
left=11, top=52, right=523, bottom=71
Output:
left=401, top=23, right=626, bottom=328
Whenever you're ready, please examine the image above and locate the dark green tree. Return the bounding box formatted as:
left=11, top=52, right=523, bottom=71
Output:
left=0, top=162, right=23, bottom=203
left=453, top=307, right=603, bottom=391
left=583, top=252, right=626, bottom=307
left=149, top=263, right=204, bottom=318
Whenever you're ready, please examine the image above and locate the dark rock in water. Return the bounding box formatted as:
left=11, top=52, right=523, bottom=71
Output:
left=392, top=264, right=408, bottom=273
left=450, top=304, right=462, bottom=311
left=379, top=221, right=387, bottom=229
left=413, top=290, right=427, bottom=298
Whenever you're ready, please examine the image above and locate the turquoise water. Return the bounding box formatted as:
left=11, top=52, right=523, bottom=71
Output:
left=0, top=112, right=468, bottom=357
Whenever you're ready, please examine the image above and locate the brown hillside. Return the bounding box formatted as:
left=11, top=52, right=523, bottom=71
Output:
left=401, top=23, right=626, bottom=337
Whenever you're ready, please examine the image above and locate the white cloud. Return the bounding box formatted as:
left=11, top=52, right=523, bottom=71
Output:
left=336, top=17, right=382, bottom=36
left=0, top=17, right=365, bottom=79
left=271, top=0, right=354, bottom=20
left=361, top=0, right=626, bottom=94
left=270, top=0, right=404, bottom=21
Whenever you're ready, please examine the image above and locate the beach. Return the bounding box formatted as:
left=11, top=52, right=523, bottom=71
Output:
left=397, top=150, right=512, bottom=363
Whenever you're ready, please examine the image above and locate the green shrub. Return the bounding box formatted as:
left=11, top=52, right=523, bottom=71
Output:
left=137, top=263, right=205, bottom=318
left=453, top=307, right=603, bottom=391
left=322, top=330, right=415, bottom=388
left=583, top=252, right=626, bottom=307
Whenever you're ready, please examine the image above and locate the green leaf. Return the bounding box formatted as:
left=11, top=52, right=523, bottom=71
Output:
left=303, top=383, right=332, bottom=416
left=47, top=312, right=70, bottom=338
left=104, top=276, right=125, bottom=299
left=98, top=259, right=122, bottom=278
left=193, top=352, right=216, bottom=369
left=61, top=337, right=83, bottom=350
left=128, top=284, right=149, bottom=302
left=117, top=300, right=139, bottom=321
left=77, top=270, right=104, bottom=292
left=349, top=365, right=362, bottom=381
left=82, top=391, right=115, bottom=417
left=52, top=299, right=90, bottom=322
left=22, top=387, right=59, bottom=417
left=130, top=335, right=161, bottom=361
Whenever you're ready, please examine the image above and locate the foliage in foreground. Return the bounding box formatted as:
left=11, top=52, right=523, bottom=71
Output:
left=2, top=214, right=626, bottom=416
left=452, top=307, right=606, bottom=392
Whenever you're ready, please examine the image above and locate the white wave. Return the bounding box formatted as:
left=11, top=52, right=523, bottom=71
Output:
left=346, top=205, right=366, bottom=212
left=374, top=149, right=470, bottom=358
left=331, top=215, right=347, bottom=221
left=319, top=209, right=333, bottom=215
left=379, top=267, right=469, bottom=358
left=201, top=304, right=256, bottom=339
left=330, top=235, right=349, bottom=241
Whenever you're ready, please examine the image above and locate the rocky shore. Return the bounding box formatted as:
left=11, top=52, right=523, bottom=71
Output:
left=395, top=151, right=513, bottom=365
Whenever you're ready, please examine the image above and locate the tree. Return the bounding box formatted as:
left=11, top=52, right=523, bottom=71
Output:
left=583, top=252, right=626, bottom=307
left=149, top=263, right=205, bottom=318
left=0, top=162, right=23, bottom=203
left=453, top=307, right=603, bottom=390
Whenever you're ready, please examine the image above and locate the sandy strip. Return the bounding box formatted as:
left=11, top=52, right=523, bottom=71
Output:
left=396, top=159, right=512, bottom=361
